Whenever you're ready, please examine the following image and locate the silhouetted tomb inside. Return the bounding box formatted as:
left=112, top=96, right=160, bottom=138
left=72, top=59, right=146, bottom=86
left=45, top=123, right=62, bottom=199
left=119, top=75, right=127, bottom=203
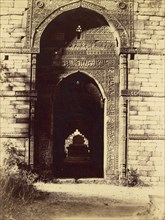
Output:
left=67, top=135, right=89, bottom=158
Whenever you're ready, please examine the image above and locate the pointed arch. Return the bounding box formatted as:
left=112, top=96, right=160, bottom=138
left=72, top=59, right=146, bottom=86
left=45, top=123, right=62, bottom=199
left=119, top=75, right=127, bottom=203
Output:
left=53, top=71, right=105, bottom=177
left=55, top=71, right=108, bottom=177
left=32, top=0, right=129, bottom=52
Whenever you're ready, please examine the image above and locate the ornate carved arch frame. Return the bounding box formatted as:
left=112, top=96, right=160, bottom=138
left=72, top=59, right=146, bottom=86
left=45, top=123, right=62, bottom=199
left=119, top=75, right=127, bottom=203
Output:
left=31, top=1, right=130, bottom=52
left=28, top=0, right=134, bottom=179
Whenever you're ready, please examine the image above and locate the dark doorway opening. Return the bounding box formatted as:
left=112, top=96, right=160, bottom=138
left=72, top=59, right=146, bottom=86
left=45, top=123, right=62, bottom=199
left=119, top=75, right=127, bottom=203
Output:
left=54, top=72, right=104, bottom=178
left=35, top=7, right=111, bottom=177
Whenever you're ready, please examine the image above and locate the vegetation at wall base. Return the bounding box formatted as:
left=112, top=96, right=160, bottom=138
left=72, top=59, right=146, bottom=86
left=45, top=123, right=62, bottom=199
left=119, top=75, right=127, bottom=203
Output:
left=0, top=141, right=47, bottom=220
left=110, top=168, right=148, bottom=187
left=120, top=168, right=148, bottom=187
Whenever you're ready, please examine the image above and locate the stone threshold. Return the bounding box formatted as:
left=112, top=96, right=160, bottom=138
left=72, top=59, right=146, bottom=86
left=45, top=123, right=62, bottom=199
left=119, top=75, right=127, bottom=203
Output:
left=51, top=178, right=107, bottom=184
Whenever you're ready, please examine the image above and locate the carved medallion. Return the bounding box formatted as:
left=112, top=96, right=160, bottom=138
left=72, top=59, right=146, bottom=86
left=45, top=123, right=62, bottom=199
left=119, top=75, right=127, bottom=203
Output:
left=118, top=2, right=127, bottom=10
left=36, top=1, right=45, bottom=8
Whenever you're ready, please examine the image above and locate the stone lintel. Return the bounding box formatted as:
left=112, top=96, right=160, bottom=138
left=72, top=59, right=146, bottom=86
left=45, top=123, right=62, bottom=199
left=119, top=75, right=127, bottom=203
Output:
left=129, top=134, right=165, bottom=140
left=0, top=91, right=37, bottom=97
left=121, top=89, right=165, bottom=98
left=0, top=134, right=29, bottom=138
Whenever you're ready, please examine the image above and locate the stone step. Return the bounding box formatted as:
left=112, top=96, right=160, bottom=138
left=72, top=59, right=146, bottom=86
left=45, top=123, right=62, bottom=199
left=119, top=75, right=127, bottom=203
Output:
left=52, top=178, right=106, bottom=184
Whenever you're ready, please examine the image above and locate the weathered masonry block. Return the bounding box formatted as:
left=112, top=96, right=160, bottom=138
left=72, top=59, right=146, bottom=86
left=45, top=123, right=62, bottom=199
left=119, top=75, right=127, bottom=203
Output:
left=128, top=140, right=164, bottom=184
left=0, top=0, right=164, bottom=185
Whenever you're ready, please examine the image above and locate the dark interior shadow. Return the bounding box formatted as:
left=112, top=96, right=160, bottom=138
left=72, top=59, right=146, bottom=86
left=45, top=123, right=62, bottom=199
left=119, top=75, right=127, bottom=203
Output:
left=35, top=7, right=109, bottom=178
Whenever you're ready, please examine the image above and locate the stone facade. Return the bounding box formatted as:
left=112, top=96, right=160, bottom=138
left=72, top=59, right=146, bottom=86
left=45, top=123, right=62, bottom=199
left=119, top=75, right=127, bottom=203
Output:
left=0, top=0, right=164, bottom=185
left=127, top=0, right=165, bottom=185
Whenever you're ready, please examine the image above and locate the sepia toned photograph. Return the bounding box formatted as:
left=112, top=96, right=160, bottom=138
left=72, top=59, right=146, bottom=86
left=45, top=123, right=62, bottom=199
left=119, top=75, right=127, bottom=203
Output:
left=0, top=0, right=164, bottom=219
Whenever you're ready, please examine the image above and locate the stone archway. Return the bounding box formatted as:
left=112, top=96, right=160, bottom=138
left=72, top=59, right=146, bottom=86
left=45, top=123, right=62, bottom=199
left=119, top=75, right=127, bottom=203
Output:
left=32, top=0, right=129, bottom=52
left=34, top=5, right=125, bottom=179
left=53, top=72, right=104, bottom=178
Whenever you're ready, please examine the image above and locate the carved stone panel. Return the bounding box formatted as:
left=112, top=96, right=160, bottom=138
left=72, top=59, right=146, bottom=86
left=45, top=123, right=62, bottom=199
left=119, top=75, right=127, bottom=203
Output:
left=36, top=21, right=120, bottom=177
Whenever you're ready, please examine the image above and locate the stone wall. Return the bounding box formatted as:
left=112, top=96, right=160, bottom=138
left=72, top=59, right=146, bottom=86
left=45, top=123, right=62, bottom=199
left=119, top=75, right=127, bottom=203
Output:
left=0, top=52, right=31, bottom=166
left=0, top=0, right=164, bottom=184
left=127, top=0, right=165, bottom=185
left=0, top=0, right=30, bottom=166
left=0, top=0, right=28, bottom=48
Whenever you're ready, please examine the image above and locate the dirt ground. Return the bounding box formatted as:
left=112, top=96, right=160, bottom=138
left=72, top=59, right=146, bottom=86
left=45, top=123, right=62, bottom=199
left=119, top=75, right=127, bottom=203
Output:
left=5, top=181, right=165, bottom=220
